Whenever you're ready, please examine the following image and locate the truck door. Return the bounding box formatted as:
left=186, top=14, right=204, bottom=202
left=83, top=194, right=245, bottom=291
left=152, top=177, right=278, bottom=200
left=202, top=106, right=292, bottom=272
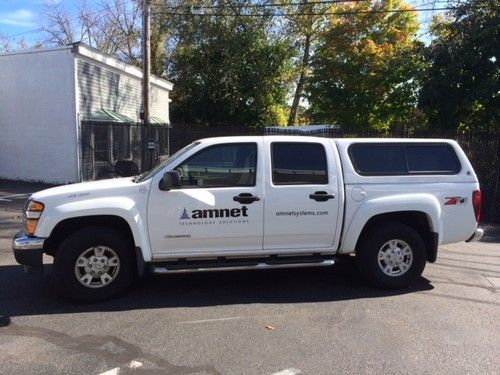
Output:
left=263, top=139, right=341, bottom=250
left=147, top=140, right=264, bottom=257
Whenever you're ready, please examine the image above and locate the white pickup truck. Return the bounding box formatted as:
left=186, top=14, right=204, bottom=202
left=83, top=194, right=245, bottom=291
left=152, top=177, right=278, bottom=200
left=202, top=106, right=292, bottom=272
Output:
left=13, top=136, right=483, bottom=301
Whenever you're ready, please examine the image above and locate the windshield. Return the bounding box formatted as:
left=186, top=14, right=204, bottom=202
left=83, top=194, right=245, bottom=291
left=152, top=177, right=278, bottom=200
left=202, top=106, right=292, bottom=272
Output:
left=134, top=142, right=200, bottom=182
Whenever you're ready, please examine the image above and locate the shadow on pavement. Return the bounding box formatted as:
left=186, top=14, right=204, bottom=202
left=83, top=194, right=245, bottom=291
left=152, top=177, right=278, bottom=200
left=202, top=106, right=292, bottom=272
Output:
left=480, top=224, right=500, bottom=243
left=0, top=179, right=57, bottom=195
left=0, top=259, right=433, bottom=319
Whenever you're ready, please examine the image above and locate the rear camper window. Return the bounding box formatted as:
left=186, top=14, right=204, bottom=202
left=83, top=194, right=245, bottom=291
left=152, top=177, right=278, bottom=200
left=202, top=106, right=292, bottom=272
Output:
left=348, top=143, right=461, bottom=176
left=348, top=144, right=407, bottom=175
left=406, top=144, right=461, bottom=174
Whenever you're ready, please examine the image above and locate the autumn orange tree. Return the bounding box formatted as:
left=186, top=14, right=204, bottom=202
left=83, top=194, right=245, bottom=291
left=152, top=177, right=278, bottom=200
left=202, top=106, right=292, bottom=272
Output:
left=307, top=0, right=426, bottom=132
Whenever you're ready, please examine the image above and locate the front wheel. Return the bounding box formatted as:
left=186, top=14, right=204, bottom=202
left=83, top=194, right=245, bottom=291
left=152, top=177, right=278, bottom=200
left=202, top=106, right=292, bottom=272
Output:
left=54, top=227, right=136, bottom=302
left=357, top=223, right=427, bottom=289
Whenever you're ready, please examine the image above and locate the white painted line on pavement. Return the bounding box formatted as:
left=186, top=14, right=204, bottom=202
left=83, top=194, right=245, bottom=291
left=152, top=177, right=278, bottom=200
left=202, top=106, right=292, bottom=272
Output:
left=99, top=367, right=120, bottom=375
left=179, top=316, right=242, bottom=324
left=128, top=360, right=143, bottom=369
left=484, top=276, right=500, bottom=288
left=0, top=193, right=30, bottom=199
left=272, top=368, right=303, bottom=375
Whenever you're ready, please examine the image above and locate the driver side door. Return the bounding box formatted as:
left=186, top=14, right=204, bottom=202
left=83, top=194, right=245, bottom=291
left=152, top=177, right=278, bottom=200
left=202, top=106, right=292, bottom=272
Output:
left=147, top=141, right=264, bottom=258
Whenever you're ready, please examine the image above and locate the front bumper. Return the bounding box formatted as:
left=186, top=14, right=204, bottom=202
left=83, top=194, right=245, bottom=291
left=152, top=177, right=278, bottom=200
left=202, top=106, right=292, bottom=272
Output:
left=12, top=230, right=45, bottom=270
left=466, top=228, right=484, bottom=242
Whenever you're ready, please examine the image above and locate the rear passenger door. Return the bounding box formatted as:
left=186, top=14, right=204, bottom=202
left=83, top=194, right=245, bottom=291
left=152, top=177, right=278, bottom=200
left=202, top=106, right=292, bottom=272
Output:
left=263, top=139, right=341, bottom=250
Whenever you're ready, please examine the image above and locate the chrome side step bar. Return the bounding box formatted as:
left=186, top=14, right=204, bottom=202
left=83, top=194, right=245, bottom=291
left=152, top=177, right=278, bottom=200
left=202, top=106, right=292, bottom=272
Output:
left=151, top=259, right=335, bottom=274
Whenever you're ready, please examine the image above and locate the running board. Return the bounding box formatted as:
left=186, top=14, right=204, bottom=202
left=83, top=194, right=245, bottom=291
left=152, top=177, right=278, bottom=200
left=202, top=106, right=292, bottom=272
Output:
left=150, top=259, right=335, bottom=274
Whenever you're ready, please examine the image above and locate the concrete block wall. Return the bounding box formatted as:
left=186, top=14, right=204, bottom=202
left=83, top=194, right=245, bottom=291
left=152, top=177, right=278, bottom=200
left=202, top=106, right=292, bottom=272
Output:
left=0, top=48, right=79, bottom=184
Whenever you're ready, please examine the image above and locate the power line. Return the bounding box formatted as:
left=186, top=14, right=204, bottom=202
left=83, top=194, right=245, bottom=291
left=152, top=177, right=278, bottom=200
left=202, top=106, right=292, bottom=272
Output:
left=165, top=0, right=366, bottom=10
left=161, top=0, right=460, bottom=11
left=0, top=28, right=45, bottom=41
left=0, top=1, right=491, bottom=42
left=152, top=5, right=494, bottom=18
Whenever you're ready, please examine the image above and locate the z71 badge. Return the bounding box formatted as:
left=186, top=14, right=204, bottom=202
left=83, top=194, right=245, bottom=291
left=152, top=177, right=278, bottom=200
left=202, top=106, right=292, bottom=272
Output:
left=444, top=196, right=468, bottom=206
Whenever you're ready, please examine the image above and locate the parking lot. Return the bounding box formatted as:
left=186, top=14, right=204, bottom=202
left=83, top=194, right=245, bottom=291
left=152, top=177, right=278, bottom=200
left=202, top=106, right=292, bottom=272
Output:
left=0, top=180, right=499, bottom=375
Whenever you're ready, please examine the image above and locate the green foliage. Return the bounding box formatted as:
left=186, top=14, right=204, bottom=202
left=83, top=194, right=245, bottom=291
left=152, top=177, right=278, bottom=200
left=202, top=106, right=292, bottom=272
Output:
left=418, top=0, right=499, bottom=131
left=150, top=0, right=169, bottom=77
left=168, top=1, right=295, bottom=128
left=307, top=0, right=425, bottom=132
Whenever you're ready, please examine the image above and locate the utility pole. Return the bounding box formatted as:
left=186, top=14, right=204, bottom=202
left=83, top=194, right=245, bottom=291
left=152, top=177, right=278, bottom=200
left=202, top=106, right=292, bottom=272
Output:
left=141, top=0, right=151, bottom=171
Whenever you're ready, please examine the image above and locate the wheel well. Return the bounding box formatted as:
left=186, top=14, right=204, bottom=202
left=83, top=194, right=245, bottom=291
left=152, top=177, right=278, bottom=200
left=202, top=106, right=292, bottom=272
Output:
left=355, top=211, right=438, bottom=262
left=44, top=215, right=135, bottom=256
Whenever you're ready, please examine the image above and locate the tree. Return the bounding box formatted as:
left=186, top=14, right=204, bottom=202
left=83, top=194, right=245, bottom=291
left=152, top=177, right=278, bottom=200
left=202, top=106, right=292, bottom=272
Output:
left=40, top=0, right=142, bottom=66
left=150, top=0, right=169, bottom=76
left=168, top=1, right=294, bottom=127
left=0, top=34, right=13, bottom=53
left=307, top=0, right=425, bottom=132
left=418, top=0, right=499, bottom=132
left=279, top=0, right=328, bottom=125
left=0, top=34, right=37, bottom=53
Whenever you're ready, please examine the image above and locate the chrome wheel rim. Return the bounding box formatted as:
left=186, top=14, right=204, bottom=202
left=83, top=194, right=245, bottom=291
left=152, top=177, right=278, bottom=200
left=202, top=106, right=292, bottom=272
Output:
left=377, top=239, right=413, bottom=277
left=74, top=246, right=120, bottom=289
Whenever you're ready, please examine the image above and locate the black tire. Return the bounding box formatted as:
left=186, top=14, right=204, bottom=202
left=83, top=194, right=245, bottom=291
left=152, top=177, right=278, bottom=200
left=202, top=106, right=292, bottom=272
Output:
left=53, top=227, right=136, bottom=302
left=356, top=222, right=426, bottom=289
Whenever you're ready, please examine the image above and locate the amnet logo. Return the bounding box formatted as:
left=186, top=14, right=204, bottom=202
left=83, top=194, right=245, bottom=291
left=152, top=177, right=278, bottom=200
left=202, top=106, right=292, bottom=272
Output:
left=179, top=208, right=191, bottom=220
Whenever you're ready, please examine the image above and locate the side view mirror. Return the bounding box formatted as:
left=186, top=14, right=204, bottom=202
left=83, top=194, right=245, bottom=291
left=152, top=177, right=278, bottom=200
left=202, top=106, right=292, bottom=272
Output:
left=159, top=171, right=181, bottom=191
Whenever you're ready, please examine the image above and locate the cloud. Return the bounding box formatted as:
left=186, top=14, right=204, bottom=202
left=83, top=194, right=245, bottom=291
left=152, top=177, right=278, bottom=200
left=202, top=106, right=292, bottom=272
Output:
left=34, top=0, right=62, bottom=5
left=0, top=9, right=36, bottom=28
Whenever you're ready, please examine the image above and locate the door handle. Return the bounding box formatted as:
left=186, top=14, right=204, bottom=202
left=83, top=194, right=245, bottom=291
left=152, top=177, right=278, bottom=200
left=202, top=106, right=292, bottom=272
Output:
left=233, top=193, right=260, bottom=204
left=309, top=191, right=335, bottom=202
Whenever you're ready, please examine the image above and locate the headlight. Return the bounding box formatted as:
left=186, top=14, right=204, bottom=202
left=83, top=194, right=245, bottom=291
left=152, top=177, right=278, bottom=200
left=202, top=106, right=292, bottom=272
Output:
left=24, top=200, right=44, bottom=236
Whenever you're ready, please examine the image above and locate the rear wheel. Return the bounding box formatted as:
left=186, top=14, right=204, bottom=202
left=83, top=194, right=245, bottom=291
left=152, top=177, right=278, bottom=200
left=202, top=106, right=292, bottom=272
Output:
left=54, top=227, right=136, bottom=302
left=357, top=223, right=426, bottom=289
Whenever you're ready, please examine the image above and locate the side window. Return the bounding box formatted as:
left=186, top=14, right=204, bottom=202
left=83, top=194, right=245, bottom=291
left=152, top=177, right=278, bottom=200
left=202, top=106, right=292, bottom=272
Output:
left=349, top=144, right=407, bottom=175
left=406, top=144, right=460, bottom=174
left=272, top=142, right=328, bottom=185
left=175, top=143, right=257, bottom=188
left=348, top=143, right=461, bottom=176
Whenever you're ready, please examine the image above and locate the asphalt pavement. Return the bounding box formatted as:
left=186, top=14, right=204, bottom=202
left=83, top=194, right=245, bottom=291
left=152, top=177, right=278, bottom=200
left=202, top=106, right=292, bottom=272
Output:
left=0, top=180, right=499, bottom=375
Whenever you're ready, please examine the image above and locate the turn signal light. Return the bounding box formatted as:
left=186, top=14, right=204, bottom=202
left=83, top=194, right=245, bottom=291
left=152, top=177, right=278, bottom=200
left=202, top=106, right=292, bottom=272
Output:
left=25, top=219, right=39, bottom=236
left=24, top=200, right=45, bottom=235
left=472, top=190, right=481, bottom=223
left=27, top=201, right=44, bottom=212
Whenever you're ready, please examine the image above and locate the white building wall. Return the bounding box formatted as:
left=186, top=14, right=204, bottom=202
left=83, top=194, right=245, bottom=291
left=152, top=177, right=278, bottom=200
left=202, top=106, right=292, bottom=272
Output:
left=151, top=87, right=170, bottom=123
left=0, top=48, right=79, bottom=184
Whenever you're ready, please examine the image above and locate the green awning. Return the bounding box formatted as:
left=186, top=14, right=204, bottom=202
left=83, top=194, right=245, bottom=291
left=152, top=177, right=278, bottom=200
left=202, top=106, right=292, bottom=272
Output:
left=84, top=109, right=135, bottom=123
left=150, top=116, right=170, bottom=125
left=83, top=110, right=169, bottom=125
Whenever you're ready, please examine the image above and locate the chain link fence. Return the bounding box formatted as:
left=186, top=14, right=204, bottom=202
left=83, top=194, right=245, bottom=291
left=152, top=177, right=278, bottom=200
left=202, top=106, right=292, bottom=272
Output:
left=440, top=132, right=499, bottom=226
left=80, top=122, right=499, bottom=224
left=80, top=121, right=169, bottom=181
left=168, top=125, right=263, bottom=154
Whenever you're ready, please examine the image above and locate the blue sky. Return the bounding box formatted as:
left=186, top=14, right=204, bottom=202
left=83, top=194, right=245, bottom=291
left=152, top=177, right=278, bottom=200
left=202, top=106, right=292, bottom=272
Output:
left=0, top=0, right=100, bottom=44
left=0, top=1, right=40, bottom=33
left=0, top=0, right=438, bottom=46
